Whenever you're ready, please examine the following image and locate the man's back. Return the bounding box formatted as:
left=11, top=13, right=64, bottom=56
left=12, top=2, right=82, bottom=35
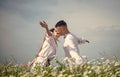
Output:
left=63, top=33, right=81, bottom=59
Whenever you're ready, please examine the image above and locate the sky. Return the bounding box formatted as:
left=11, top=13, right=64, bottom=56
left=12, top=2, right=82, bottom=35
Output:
left=0, top=0, right=120, bottom=64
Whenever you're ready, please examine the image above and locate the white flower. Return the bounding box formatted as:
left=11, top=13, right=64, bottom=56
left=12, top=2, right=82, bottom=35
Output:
left=53, top=66, right=59, bottom=70
left=48, top=65, right=52, bottom=69
left=21, top=72, right=31, bottom=77
left=87, top=61, right=91, bottom=64
left=100, top=57, right=105, bottom=60
left=114, top=62, right=120, bottom=66
left=58, top=73, right=63, bottom=77
left=14, top=64, right=19, bottom=67
left=36, top=76, right=42, bottom=77
left=68, top=75, right=75, bottom=77
left=105, top=59, right=110, bottom=64
left=9, top=75, right=15, bottom=77
left=111, top=75, right=116, bottom=77
left=63, top=57, right=68, bottom=62
left=60, top=70, right=66, bottom=74
left=83, top=71, right=88, bottom=77
left=91, top=65, right=101, bottom=74
left=88, top=70, right=92, bottom=74
left=95, top=66, right=101, bottom=74
left=42, top=70, right=48, bottom=75
left=87, top=65, right=91, bottom=69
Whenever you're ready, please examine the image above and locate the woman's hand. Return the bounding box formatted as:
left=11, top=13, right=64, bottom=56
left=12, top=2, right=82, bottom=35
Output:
left=39, top=20, right=52, bottom=36
left=40, top=21, right=48, bottom=28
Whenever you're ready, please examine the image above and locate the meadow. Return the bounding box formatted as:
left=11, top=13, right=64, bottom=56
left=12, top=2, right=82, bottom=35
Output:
left=0, top=56, right=120, bottom=77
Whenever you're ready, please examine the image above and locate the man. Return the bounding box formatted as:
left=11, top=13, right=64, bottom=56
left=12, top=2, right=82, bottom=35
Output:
left=55, top=20, right=89, bottom=67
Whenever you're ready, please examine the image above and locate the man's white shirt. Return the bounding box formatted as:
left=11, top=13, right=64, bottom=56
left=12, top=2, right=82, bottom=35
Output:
left=63, top=33, right=87, bottom=65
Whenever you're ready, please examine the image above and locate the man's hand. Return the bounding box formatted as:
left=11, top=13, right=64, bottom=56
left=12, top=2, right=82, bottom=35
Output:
left=40, top=21, right=48, bottom=28
left=86, top=40, right=90, bottom=43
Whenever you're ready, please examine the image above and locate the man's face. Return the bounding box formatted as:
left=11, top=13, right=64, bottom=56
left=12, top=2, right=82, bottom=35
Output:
left=55, top=26, right=66, bottom=36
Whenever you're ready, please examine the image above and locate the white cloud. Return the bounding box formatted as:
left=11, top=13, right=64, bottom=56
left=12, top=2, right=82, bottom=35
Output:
left=42, top=0, right=120, bottom=35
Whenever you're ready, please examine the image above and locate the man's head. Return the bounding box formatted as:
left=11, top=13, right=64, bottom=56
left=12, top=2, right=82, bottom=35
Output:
left=55, top=20, right=69, bottom=36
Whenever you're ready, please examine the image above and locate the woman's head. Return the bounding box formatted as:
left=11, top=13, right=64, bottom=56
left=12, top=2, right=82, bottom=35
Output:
left=50, top=28, right=60, bottom=40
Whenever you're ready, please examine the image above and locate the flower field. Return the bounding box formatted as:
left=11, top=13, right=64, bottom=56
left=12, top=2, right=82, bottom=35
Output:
left=0, top=57, right=120, bottom=77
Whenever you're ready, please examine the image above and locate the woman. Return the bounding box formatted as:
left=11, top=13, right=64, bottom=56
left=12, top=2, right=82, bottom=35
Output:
left=24, top=21, right=60, bottom=68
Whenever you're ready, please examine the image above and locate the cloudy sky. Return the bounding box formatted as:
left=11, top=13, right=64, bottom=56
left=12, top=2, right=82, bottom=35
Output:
left=0, top=0, right=120, bottom=63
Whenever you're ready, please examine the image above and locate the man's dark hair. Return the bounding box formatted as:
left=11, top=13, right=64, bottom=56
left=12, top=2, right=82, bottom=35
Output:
left=55, top=20, right=67, bottom=27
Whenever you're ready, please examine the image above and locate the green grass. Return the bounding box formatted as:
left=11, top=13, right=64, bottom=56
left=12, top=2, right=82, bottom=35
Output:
left=0, top=57, right=120, bottom=77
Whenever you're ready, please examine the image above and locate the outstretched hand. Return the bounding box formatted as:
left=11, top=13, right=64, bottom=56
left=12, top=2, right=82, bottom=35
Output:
left=86, top=40, right=90, bottom=43
left=40, top=21, right=48, bottom=28
left=39, top=20, right=52, bottom=36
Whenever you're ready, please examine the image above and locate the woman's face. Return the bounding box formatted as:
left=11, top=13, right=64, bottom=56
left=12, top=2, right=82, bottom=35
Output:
left=53, top=29, right=61, bottom=39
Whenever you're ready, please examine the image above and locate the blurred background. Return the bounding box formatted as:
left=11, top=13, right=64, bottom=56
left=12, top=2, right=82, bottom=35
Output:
left=0, top=0, right=120, bottom=64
